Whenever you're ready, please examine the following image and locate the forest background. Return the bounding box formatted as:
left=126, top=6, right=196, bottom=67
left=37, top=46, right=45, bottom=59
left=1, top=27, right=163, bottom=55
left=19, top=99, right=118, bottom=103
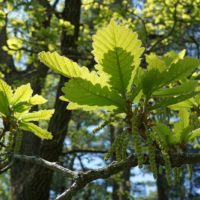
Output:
left=1, top=0, right=200, bottom=199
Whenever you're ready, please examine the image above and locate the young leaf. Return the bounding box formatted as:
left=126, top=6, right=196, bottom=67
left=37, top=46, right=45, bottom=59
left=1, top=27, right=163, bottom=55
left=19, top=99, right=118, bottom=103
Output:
left=162, top=57, right=200, bottom=85
left=12, top=102, right=31, bottom=113
left=153, top=123, right=172, bottom=145
left=170, top=109, right=191, bottom=144
left=146, top=50, right=186, bottom=73
left=19, top=122, right=53, bottom=140
left=146, top=53, right=166, bottom=72
left=11, top=83, right=33, bottom=105
left=168, top=98, right=196, bottom=110
left=61, top=78, right=125, bottom=112
left=20, top=110, right=54, bottom=121
left=151, top=91, right=199, bottom=110
left=66, top=102, right=116, bottom=111
left=92, top=20, right=144, bottom=94
left=187, top=128, right=200, bottom=141
left=162, top=49, right=186, bottom=66
left=143, top=54, right=199, bottom=98
left=0, top=79, right=13, bottom=104
left=0, top=91, right=10, bottom=116
left=38, top=51, right=90, bottom=78
left=141, top=69, right=163, bottom=97
left=153, top=81, right=198, bottom=97
left=29, top=94, right=47, bottom=105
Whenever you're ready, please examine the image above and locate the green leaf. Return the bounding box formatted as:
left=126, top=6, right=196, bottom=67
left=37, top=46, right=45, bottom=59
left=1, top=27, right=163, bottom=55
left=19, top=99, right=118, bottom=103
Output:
left=92, top=20, right=144, bottom=94
left=153, top=81, right=198, bottom=97
left=163, top=57, right=200, bottom=85
left=146, top=53, right=166, bottom=72
left=20, top=109, right=54, bottom=121
left=0, top=91, right=9, bottom=116
left=162, top=49, right=186, bottom=66
left=153, top=123, right=172, bottom=145
left=12, top=102, right=31, bottom=113
left=151, top=91, right=199, bottom=110
left=61, top=78, right=125, bottom=112
left=142, top=55, right=199, bottom=98
left=19, top=122, right=53, bottom=140
left=29, top=94, right=47, bottom=105
left=171, top=109, right=191, bottom=144
left=187, top=128, right=200, bottom=141
left=146, top=50, right=186, bottom=73
left=141, top=69, right=163, bottom=97
left=168, top=98, right=195, bottom=110
left=65, top=102, right=116, bottom=111
left=11, top=83, right=33, bottom=106
left=38, top=51, right=90, bottom=78
left=38, top=52, right=109, bottom=88
left=0, top=79, right=13, bottom=103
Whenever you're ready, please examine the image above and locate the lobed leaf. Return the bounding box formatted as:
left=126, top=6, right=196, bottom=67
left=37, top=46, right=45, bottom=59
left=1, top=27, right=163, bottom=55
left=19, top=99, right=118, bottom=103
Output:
left=20, top=109, right=54, bottom=121
left=61, top=78, right=125, bottom=112
left=0, top=91, right=9, bottom=116
left=187, top=128, right=200, bottom=141
left=162, top=57, right=200, bottom=86
left=0, top=79, right=13, bottom=104
left=19, top=122, right=53, bottom=140
left=92, top=20, right=144, bottom=94
left=11, top=83, right=33, bottom=106
left=38, top=51, right=90, bottom=78
left=29, top=94, right=47, bottom=105
left=151, top=91, right=199, bottom=110
left=153, top=81, right=198, bottom=97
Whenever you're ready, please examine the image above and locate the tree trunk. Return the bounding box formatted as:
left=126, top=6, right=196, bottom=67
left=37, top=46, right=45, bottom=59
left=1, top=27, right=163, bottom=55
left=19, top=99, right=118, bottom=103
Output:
left=10, top=0, right=81, bottom=199
left=157, top=173, right=169, bottom=200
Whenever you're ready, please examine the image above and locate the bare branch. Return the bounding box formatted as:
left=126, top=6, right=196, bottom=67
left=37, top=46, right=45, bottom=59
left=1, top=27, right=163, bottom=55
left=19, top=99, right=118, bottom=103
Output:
left=56, top=153, right=200, bottom=200
left=62, top=148, right=107, bottom=155
left=13, top=153, right=200, bottom=200
left=14, top=155, right=77, bottom=178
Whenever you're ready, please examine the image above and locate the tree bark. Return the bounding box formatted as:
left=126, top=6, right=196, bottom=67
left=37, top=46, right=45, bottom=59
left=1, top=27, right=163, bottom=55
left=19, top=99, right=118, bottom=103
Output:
left=11, top=1, right=81, bottom=200
left=156, top=173, right=169, bottom=200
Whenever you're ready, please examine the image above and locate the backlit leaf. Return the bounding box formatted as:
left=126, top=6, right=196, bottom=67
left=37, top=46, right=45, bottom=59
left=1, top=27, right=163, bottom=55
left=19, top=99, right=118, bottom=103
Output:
left=61, top=78, right=125, bottom=112
left=11, top=83, right=33, bottom=105
left=92, top=20, right=144, bottom=94
left=20, top=109, right=54, bottom=121
left=19, top=122, right=53, bottom=140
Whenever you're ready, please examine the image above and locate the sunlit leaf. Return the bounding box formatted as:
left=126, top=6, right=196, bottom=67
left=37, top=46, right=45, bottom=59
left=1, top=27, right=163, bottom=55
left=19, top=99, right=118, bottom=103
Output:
left=19, top=122, right=53, bottom=140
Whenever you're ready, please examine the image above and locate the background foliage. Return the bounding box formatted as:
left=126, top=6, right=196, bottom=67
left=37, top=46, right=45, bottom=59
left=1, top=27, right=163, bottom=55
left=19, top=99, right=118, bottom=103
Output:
left=0, top=0, right=200, bottom=199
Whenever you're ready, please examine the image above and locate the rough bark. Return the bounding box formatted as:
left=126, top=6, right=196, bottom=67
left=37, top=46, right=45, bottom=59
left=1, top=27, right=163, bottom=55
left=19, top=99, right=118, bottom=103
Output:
left=156, top=173, right=169, bottom=200
left=0, top=23, right=15, bottom=77
left=10, top=1, right=81, bottom=200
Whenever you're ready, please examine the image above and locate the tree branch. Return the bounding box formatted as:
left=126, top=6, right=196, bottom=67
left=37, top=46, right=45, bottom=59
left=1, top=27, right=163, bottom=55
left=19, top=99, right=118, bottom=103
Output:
left=14, top=153, right=200, bottom=200
left=62, top=148, right=107, bottom=155
left=14, top=155, right=77, bottom=178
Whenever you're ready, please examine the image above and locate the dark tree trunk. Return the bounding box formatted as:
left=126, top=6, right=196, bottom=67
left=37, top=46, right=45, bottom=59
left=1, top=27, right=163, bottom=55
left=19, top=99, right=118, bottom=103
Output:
left=10, top=1, right=81, bottom=200
left=10, top=3, right=52, bottom=198
left=157, top=173, right=169, bottom=200
left=0, top=23, right=15, bottom=76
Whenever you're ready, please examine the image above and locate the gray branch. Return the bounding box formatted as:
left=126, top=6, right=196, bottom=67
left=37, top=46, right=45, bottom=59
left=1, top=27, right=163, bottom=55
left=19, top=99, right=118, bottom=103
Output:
left=14, top=153, right=200, bottom=200
left=14, top=155, right=77, bottom=178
